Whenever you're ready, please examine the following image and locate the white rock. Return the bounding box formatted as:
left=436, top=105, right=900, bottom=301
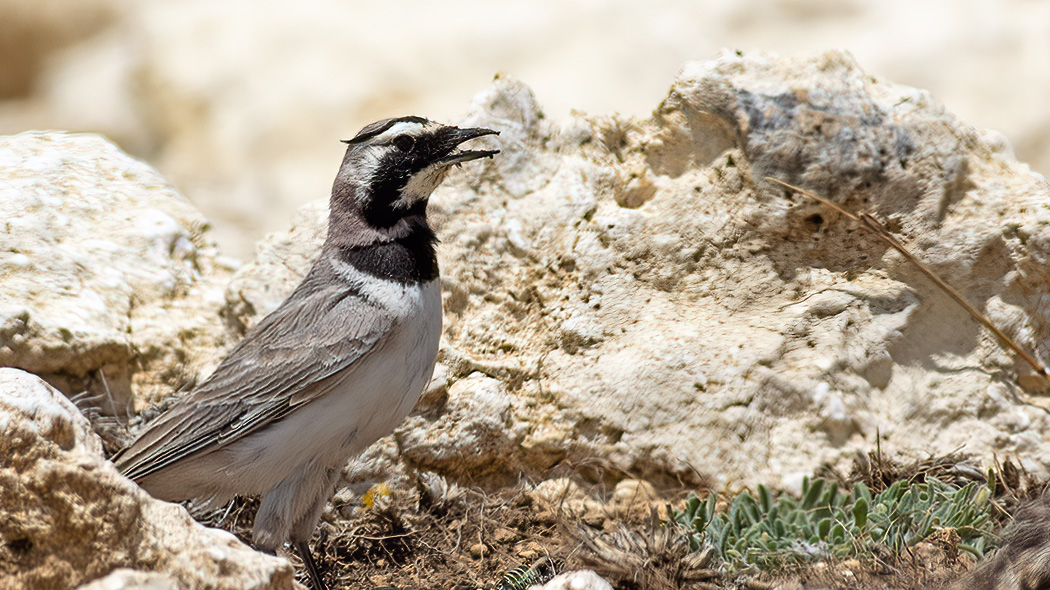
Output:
left=0, top=369, right=102, bottom=456
left=76, top=570, right=178, bottom=590
left=0, top=132, right=234, bottom=411
left=221, top=200, right=327, bottom=333
left=396, top=372, right=521, bottom=480
left=530, top=570, right=613, bottom=590
left=212, top=54, right=1050, bottom=491
left=0, top=367, right=295, bottom=590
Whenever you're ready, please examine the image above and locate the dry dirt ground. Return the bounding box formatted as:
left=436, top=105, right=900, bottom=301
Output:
left=84, top=404, right=1046, bottom=590
left=177, top=451, right=1044, bottom=590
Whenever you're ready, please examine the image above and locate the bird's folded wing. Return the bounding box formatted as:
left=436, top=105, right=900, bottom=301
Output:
left=114, top=282, right=394, bottom=480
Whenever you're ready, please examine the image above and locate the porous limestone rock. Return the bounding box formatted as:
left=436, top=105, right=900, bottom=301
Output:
left=0, top=367, right=296, bottom=590
left=75, top=570, right=178, bottom=590
left=527, top=478, right=604, bottom=522
left=435, top=52, right=1050, bottom=489
left=4, top=50, right=1050, bottom=498
left=0, top=132, right=235, bottom=414
left=225, top=52, right=1050, bottom=491
left=532, top=570, right=613, bottom=590
left=397, top=372, right=522, bottom=482
left=220, top=201, right=326, bottom=335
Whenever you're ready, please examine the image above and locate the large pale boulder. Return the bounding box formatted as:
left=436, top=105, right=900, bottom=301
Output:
left=0, top=368, right=296, bottom=590
left=0, top=132, right=235, bottom=413
left=441, top=52, right=1050, bottom=488
left=3, top=49, right=1048, bottom=497
left=227, top=52, right=1050, bottom=491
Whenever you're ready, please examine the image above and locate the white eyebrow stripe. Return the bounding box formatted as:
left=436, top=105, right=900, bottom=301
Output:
left=371, top=121, right=429, bottom=143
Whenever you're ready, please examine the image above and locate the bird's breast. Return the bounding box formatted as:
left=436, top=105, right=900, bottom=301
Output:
left=223, top=278, right=442, bottom=486
left=285, top=279, right=440, bottom=464
left=329, top=278, right=442, bottom=454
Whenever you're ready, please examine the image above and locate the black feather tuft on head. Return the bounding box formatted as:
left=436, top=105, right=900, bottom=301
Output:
left=342, top=116, right=429, bottom=145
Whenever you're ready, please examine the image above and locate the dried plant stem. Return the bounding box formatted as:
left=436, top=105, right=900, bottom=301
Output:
left=766, top=176, right=1050, bottom=389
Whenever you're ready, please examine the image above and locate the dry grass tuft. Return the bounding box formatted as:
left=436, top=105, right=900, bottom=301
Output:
left=568, top=512, right=720, bottom=590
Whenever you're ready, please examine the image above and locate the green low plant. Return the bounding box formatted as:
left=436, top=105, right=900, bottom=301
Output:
left=669, top=475, right=1000, bottom=572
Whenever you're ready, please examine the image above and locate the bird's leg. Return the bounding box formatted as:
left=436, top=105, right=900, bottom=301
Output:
left=294, top=541, right=328, bottom=590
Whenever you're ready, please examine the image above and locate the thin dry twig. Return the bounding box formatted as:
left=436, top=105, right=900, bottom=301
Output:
left=766, top=176, right=1050, bottom=390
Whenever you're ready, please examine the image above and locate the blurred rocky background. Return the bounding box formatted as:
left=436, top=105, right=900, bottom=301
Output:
left=1, top=0, right=1047, bottom=258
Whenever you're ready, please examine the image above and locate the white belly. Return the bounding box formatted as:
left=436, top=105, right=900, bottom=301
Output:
left=223, top=279, right=442, bottom=492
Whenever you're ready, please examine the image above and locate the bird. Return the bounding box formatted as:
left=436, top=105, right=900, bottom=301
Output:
left=112, top=116, right=499, bottom=590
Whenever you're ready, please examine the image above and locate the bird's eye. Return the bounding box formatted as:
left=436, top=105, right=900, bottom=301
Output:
left=393, top=135, right=415, bottom=152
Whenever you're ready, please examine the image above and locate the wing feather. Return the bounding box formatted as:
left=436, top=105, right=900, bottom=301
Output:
left=114, top=279, right=393, bottom=480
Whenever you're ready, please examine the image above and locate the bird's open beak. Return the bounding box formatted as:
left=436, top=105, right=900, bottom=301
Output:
left=439, top=127, right=500, bottom=165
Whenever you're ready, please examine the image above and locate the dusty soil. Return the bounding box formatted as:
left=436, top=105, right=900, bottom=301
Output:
left=91, top=401, right=1045, bottom=590
left=190, top=452, right=1045, bottom=590
left=200, top=484, right=568, bottom=590
left=211, top=487, right=973, bottom=590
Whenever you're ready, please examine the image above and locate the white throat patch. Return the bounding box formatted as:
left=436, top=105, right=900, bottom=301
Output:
left=394, top=162, right=450, bottom=209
